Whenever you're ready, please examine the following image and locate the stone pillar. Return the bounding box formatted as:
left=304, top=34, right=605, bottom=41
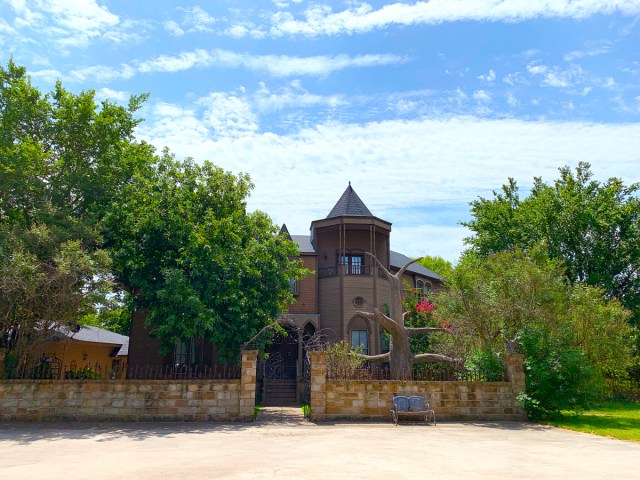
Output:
left=309, top=351, right=327, bottom=421
left=505, top=353, right=527, bottom=420
left=240, top=350, right=258, bottom=421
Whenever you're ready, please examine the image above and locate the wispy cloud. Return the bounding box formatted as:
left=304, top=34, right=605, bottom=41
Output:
left=564, top=44, right=612, bottom=61
left=255, top=81, right=347, bottom=111
left=48, top=49, right=407, bottom=83
left=228, top=1, right=640, bottom=38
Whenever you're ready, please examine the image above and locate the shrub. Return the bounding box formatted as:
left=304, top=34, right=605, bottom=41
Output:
left=325, top=340, right=364, bottom=378
left=519, top=325, right=600, bottom=418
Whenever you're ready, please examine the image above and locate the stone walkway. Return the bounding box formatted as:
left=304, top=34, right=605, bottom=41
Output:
left=255, top=405, right=307, bottom=424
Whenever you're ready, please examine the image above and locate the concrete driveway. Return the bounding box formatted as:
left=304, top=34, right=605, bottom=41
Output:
left=1, top=417, right=638, bottom=479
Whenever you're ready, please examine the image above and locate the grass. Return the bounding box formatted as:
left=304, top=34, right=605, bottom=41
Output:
left=301, top=404, right=310, bottom=418
left=542, top=401, right=640, bottom=443
left=253, top=404, right=262, bottom=420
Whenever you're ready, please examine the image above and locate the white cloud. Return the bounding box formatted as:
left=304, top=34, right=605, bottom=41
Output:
left=179, top=5, right=217, bottom=33
left=67, top=64, right=136, bottom=83
left=478, top=69, right=496, bottom=83
left=473, top=90, right=492, bottom=102
left=5, top=0, right=134, bottom=52
left=506, top=92, right=519, bottom=107
left=137, top=49, right=406, bottom=78
left=255, top=81, right=347, bottom=111
left=198, top=93, right=259, bottom=138
left=164, top=20, right=185, bottom=36
left=248, top=1, right=640, bottom=38
left=527, top=62, right=586, bottom=88
left=95, top=88, right=129, bottom=103
left=564, top=44, right=611, bottom=61
left=137, top=109, right=640, bottom=261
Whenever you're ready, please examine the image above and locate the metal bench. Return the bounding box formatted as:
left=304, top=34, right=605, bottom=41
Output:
left=390, top=395, right=436, bottom=426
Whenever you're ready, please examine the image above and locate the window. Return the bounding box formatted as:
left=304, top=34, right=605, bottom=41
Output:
left=416, top=279, right=432, bottom=297
left=351, top=330, right=369, bottom=355
left=340, top=254, right=365, bottom=275
left=289, top=278, right=299, bottom=295
left=174, top=338, right=195, bottom=366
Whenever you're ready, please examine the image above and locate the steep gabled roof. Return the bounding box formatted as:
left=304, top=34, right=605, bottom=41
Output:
left=327, top=183, right=373, bottom=218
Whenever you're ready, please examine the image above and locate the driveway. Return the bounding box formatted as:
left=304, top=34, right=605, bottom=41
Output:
left=1, top=417, right=638, bottom=479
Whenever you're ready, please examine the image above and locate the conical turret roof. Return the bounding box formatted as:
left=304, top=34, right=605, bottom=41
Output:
left=326, top=183, right=373, bottom=218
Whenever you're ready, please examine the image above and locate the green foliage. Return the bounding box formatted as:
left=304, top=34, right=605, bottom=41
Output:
left=325, top=340, right=364, bottom=377
left=65, top=366, right=101, bottom=380
left=463, top=162, right=640, bottom=326
left=519, top=324, right=600, bottom=418
left=104, top=153, right=308, bottom=360
left=0, top=59, right=154, bottom=354
left=438, top=249, right=634, bottom=417
left=464, top=349, right=505, bottom=382
left=418, top=255, right=454, bottom=281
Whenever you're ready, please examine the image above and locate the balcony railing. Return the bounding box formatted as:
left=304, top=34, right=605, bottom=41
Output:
left=318, top=265, right=372, bottom=278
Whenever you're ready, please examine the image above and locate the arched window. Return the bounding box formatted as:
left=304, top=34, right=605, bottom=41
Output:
left=348, top=315, right=370, bottom=355
left=416, top=279, right=432, bottom=297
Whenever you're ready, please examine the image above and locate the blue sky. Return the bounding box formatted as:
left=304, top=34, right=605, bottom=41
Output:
left=2, top=1, right=640, bottom=262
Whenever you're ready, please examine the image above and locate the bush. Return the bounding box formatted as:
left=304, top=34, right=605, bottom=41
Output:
left=519, top=325, right=601, bottom=418
left=325, top=340, right=364, bottom=378
left=465, top=349, right=506, bottom=381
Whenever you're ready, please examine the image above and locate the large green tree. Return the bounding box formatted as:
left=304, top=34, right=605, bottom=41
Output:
left=463, top=163, right=640, bottom=324
left=104, top=153, right=307, bottom=361
left=0, top=59, right=154, bottom=356
left=436, top=249, right=633, bottom=416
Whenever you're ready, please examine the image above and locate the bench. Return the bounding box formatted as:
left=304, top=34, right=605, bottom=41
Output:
left=390, top=395, right=436, bottom=426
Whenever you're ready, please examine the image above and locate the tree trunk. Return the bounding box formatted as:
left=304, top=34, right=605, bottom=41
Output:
left=388, top=328, right=413, bottom=380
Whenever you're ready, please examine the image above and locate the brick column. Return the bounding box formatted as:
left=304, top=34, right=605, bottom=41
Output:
left=308, top=351, right=327, bottom=421
left=505, top=353, right=527, bottom=420
left=240, top=350, right=258, bottom=421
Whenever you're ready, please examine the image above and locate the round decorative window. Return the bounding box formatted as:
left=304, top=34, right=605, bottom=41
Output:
left=353, top=296, right=365, bottom=308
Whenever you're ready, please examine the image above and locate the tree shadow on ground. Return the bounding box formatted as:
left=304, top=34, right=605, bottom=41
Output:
left=0, top=420, right=301, bottom=445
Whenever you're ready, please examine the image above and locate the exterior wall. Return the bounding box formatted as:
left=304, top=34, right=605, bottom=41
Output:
left=0, top=351, right=259, bottom=422
left=128, top=308, right=164, bottom=367
left=286, top=254, right=318, bottom=315
left=318, top=276, right=341, bottom=342
left=0, top=379, right=242, bottom=421
left=308, top=352, right=527, bottom=422
left=28, top=339, right=125, bottom=378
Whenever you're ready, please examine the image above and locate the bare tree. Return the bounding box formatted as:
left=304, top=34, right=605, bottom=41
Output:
left=357, top=253, right=457, bottom=380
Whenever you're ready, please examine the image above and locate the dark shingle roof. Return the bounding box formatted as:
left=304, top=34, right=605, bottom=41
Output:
left=291, top=235, right=316, bottom=254
left=327, top=184, right=373, bottom=218
left=390, top=251, right=442, bottom=281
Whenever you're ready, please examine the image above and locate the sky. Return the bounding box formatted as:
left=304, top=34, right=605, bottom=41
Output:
left=1, top=1, right=640, bottom=263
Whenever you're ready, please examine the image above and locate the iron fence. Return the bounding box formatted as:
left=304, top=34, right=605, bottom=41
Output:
left=2, top=362, right=241, bottom=381
left=327, top=363, right=507, bottom=382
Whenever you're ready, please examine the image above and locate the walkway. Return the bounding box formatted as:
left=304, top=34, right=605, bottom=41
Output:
left=255, top=406, right=307, bottom=424
left=1, top=421, right=639, bottom=479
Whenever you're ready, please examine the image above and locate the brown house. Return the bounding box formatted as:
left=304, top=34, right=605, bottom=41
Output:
left=261, top=184, right=442, bottom=403
left=127, top=185, right=442, bottom=403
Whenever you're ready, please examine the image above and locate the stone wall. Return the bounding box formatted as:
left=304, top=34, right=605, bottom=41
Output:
left=0, top=350, right=259, bottom=422
left=308, top=352, right=527, bottom=422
